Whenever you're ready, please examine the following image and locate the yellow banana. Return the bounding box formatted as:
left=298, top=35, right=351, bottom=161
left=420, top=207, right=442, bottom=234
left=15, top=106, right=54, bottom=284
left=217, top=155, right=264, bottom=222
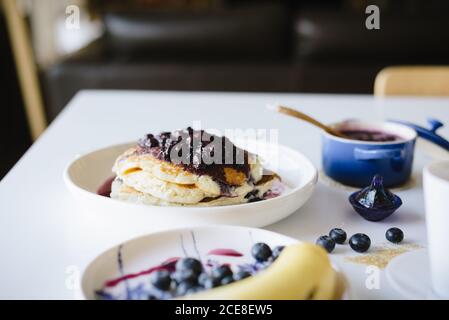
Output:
left=186, top=243, right=338, bottom=300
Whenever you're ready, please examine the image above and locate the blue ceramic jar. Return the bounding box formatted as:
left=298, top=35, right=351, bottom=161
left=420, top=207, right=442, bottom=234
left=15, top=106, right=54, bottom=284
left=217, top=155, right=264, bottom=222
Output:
left=322, top=120, right=417, bottom=187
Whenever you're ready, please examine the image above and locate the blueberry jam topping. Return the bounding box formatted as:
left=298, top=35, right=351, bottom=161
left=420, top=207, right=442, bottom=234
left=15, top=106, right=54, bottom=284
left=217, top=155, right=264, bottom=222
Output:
left=386, top=227, right=404, bottom=243
left=339, top=130, right=400, bottom=142
left=207, top=249, right=243, bottom=257
left=136, top=127, right=251, bottom=186
left=96, top=175, right=116, bottom=197
left=244, top=190, right=262, bottom=202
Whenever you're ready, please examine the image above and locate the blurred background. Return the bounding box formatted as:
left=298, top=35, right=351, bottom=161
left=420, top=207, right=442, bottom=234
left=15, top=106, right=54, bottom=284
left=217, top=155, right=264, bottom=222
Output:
left=1, top=0, right=449, bottom=179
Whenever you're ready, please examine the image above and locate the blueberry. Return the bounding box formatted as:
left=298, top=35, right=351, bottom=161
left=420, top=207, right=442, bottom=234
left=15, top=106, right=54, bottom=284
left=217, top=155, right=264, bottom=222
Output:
left=176, top=280, right=196, bottom=296
left=197, top=272, right=209, bottom=286
left=185, top=286, right=203, bottom=295
left=386, top=227, right=404, bottom=243
left=211, top=265, right=233, bottom=280
left=329, top=228, right=347, bottom=244
left=316, top=235, right=336, bottom=253
left=272, top=246, right=285, bottom=259
left=349, top=233, right=371, bottom=253
left=221, top=276, right=234, bottom=286
left=150, top=270, right=171, bottom=291
left=203, top=276, right=220, bottom=289
left=251, top=243, right=272, bottom=262
left=175, top=258, right=203, bottom=275
left=171, top=269, right=198, bottom=284
left=233, top=270, right=251, bottom=281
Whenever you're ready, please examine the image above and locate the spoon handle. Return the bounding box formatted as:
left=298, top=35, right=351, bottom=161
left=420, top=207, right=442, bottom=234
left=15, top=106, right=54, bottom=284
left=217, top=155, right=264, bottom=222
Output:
left=276, top=105, right=345, bottom=138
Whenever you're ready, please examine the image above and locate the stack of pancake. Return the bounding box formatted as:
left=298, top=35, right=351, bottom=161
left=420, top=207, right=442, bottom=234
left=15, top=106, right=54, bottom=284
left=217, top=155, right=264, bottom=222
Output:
left=110, top=128, right=281, bottom=206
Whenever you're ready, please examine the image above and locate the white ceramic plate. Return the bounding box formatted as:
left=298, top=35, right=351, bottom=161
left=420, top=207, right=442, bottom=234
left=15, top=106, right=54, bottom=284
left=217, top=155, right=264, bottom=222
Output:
left=386, top=249, right=442, bottom=299
left=64, top=139, right=317, bottom=239
left=81, top=226, right=346, bottom=300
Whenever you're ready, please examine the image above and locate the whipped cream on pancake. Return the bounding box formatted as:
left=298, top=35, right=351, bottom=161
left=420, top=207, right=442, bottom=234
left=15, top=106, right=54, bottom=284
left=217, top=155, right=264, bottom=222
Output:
left=110, top=127, right=283, bottom=206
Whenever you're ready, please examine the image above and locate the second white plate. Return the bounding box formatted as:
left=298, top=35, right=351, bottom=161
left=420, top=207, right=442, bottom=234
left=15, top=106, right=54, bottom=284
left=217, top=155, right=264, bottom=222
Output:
left=81, top=226, right=300, bottom=300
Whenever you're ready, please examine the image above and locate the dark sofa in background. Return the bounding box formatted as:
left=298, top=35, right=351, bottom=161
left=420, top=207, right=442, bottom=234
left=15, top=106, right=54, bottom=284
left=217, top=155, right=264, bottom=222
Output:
left=44, top=0, right=449, bottom=120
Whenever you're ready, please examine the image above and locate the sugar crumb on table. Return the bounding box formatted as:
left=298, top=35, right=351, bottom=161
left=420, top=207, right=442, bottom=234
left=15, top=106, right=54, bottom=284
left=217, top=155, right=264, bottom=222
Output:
left=344, top=243, right=422, bottom=269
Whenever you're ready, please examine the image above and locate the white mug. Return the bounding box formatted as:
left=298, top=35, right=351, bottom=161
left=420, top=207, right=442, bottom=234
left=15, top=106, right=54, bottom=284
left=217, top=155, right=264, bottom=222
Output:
left=423, top=160, right=449, bottom=298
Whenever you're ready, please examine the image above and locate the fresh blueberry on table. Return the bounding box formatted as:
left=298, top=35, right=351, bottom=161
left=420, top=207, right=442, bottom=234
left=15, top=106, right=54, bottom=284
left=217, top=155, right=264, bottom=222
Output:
left=175, top=257, right=203, bottom=275
left=329, top=228, right=347, bottom=244
left=386, top=227, right=404, bottom=243
left=349, top=233, right=371, bottom=253
left=272, top=245, right=285, bottom=260
left=251, top=243, right=273, bottom=262
left=221, top=276, right=234, bottom=286
left=316, top=235, right=336, bottom=253
left=233, top=270, right=251, bottom=281
left=150, top=270, right=172, bottom=291
left=171, top=269, right=198, bottom=284
left=211, top=265, right=233, bottom=280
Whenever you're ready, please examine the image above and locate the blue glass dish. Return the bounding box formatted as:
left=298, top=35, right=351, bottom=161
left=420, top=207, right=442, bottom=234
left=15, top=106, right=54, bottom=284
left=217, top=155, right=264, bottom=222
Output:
left=349, top=175, right=402, bottom=222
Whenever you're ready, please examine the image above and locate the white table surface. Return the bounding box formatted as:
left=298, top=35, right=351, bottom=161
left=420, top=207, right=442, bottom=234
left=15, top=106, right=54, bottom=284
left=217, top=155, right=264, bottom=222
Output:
left=1, top=90, right=448, bottom=299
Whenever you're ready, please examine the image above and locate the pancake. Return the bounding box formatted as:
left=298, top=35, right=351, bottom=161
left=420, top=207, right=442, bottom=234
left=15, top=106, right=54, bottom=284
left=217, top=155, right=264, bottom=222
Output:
left=111, top=174, right=282, bottom=207
left=120, top=169, right=214, bottom=204
left=134, top=128, right=257, bottom=186
left=113, top=148, right=263, bottom=197
left=110, top=127, right=283, bottom=206
left=111, top=178, right=171, bottom=206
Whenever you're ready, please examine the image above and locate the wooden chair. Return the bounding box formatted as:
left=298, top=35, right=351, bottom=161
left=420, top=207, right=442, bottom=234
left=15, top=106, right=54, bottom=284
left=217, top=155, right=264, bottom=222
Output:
left=375, top=66, right=449, bottom=161
left=2, top=0, right=47, bottom=140
left=374, top=66, right=449, bottom=97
